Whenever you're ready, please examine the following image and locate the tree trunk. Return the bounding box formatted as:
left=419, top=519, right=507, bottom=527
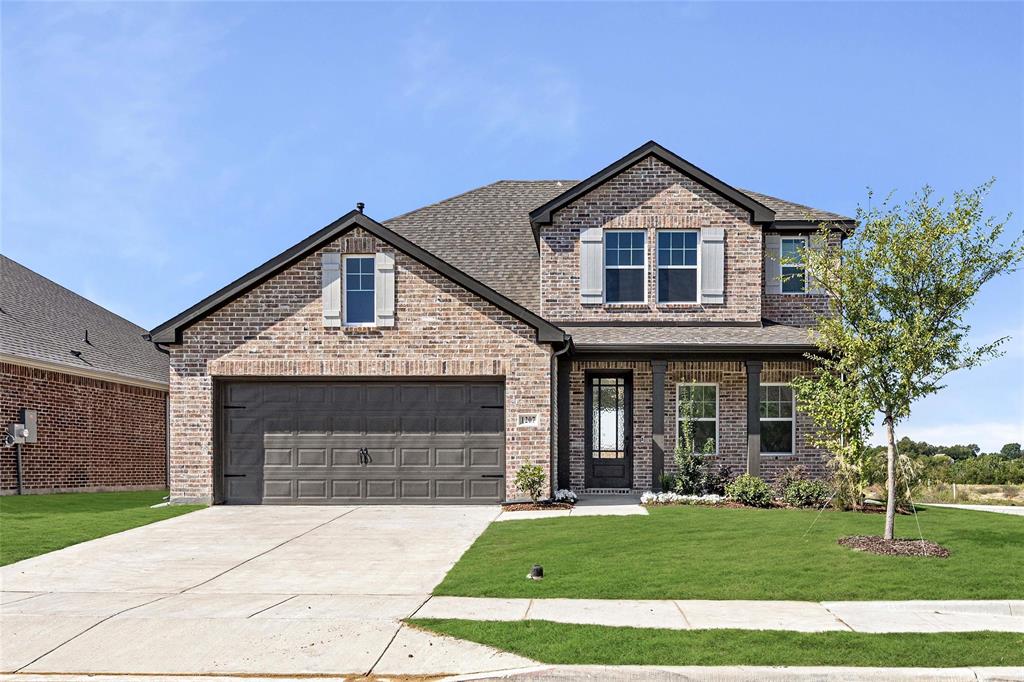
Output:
left=884, top=415, right=897, bottom=540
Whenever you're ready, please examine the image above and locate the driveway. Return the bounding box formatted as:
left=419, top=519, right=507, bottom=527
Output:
left=0, top=505, right=532, bottom=677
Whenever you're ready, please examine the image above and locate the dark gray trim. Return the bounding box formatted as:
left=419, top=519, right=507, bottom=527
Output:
left=571, top=344, right=819, bottom=356
left=150, top=211, right=566, bottom=345
left=651, top=360, right=667, bottom=492
left=529, top=141, right=776, bottom=231
left=745, top=360, right=762, bottom=477
left=771, top=219, right=856, bottom=234
left=557, top=320, right=763, bottom=329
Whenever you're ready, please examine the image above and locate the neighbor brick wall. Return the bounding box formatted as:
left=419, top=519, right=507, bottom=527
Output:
left=0, top=362, right=167, bottom=493
left=540, top=156, right=762, bottom=323
left=761, top=230, right=842, bottom=327
left=567, top=359, right=828, bottom=492
left=169, top=227, right=553, bottom=503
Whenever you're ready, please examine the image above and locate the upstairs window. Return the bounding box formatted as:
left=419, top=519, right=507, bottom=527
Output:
left=604, top=231, right=646, bottom=303
left=760, top=384, right=795, bottom=454
left=344, top=255, right=376, bottom=325
left=657, top=230, right=698, bottom=303
left=781, top=237, right=807, bottom=294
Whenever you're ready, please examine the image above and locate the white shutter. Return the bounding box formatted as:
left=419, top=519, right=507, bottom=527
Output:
left=764, top=234, right=782, bottom=295
left=808, top=232, right=827, bottom=294
left=579, top=227, right=604, bottom=304
left=374, top=252, right=395, bottom=327
left=700, top=227, right=725, bottom=304
left=322, top=253, right=341, bottom=327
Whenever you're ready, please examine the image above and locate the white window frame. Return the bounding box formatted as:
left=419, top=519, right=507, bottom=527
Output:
left=656, top=229, right=701, bottom=304
left=603, top=229, right=647, bottom=305
left=780, top=236, right=807, bottom=295
left=759, top=382, right=795, bottom=455
left=676, top=382, right=719, bottom=455
left=343, top=254, right=376, bottom=327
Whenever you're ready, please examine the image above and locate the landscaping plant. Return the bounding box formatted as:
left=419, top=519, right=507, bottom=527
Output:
left=794, top=182, right=1024, bottom=539
left=514, top=463, right=546, bottom=502
left=725, top=474, right=774, bottom=508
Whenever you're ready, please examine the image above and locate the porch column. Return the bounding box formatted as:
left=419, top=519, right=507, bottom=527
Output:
left=651, top=360, right=667, bottom=491
left=745, top=360, right=762, bottom=476
left=556, top=355, right=571, bottom=490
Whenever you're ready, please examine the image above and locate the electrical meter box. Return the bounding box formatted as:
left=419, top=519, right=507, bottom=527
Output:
left=19, top=408, right=37, bottom=443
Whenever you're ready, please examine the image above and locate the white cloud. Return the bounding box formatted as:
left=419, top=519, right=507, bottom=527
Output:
left=871, top=420, right=1024, bottom=452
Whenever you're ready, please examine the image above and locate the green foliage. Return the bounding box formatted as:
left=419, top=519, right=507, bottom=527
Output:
left=725, top=474, right=774, bottom=508
left=1001, top=442, right=1022, bottom=460
left=783, top=479, right=833, bottom=508
left=793, top=182, right=1024, bottom=536
left=514, top=463, right=546, bottom=502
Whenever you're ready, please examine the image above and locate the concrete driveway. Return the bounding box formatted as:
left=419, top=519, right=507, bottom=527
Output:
left=0, top=505, right=532, bottom=677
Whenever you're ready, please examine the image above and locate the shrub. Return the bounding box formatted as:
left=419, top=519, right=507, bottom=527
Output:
left=726, top=474, right=774, bottom=508
left=783, top=479, right=833, bottom=508
left=701, top=464, right=735, bottom=496
left=775, top=465, right=809, bottom=494
left=514, top=464, right=546, bottom=502
left=672, top=450, right=706, bottom=495
left=658, top=473, right=677, bottom=493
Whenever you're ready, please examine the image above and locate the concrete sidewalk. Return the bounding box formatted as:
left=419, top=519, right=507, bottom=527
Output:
left=414, top=596, right=1024, bottom=633
left=923, top=503, right=1024, bottom=516
left=496, top=495, right=647, bottom=521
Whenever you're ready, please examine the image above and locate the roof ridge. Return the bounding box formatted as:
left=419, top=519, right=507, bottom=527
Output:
left=0, top=254, right=148, bottom=333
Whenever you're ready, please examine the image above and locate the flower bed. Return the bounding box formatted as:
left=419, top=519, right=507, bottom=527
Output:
left=641, top=491, right=725, bottom=506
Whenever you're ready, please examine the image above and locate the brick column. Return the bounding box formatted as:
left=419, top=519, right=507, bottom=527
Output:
left=651, top=360, right=667, bottom=491
left=745, top=360, right=762, bottom=476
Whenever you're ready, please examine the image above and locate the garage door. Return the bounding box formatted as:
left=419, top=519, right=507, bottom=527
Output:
left=220, top=380, right=506, bottom=504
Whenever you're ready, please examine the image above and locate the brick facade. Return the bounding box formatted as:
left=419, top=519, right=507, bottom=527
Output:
left=540, top=156, right=763, bottom=323
left=567, top=359, right=827, bottom=492
left=0, top=362, right=167, bottom=494
left=169, top=227, right=553, bottom=503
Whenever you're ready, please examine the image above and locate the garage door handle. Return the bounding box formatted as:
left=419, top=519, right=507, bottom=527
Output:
left=224, top=474, right=246, bottom=478
left=480, top=474, right=505, bottom=478
left=480, top=405, right=504, bottom=409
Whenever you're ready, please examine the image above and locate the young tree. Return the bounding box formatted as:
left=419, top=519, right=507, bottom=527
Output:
left=797, top=182, right=1023, bottom=539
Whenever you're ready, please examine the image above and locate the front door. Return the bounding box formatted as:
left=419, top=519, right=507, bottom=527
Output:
left=585, top=372, right=632, bottom=489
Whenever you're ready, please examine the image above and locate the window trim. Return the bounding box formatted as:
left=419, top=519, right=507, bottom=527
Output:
left=342, top=254, right=376, bottom=327
left=603, top=229, right=647, bottom=305
left=675, top=382, right=719, bottom=455
left=759, top=382, right=795, bottom=455
left=780, top=236, right=807, bottom=295
left=656, top=229, right=701, bottom=304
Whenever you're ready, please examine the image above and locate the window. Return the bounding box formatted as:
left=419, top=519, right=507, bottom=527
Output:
left=344, top=255, right=375, bottom=325
left=657, top=230, right=698, bottom=303
left=677, top=383, right=717, bottom=454
left=780, top=237, right=807, bottom=294
left=604, top=231, right=646, bottom=303
left=760, top=384, right=794, bottom=454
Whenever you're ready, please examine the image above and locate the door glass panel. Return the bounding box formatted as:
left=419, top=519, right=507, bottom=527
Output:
left=591, top=376, right=626, bottom=459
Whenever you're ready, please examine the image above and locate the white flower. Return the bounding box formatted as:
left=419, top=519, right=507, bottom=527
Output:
left=552, top=488, right=578, bottom=503
left=641, top=491, right=724, bottom=506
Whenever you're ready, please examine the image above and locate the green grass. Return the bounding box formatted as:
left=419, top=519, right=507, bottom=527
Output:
left=0, top=490, right=203, bottom=566
left=412, top=619, right=1024, bottom=667
left=435, top=505, right=1023, bottom=600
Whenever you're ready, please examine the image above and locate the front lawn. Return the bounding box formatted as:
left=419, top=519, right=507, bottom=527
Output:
left=0, top=490, right=203, bottom=566
left=435, top=505, right=1023, bottom=600
left=412, top=619, right=1024, bottom=667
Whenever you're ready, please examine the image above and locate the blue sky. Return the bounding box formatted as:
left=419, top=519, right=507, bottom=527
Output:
left=3, top=2, right=1022, bottom=451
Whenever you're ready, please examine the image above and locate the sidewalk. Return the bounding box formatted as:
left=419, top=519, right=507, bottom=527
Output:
left=496, top=495, right=647, bottom=521
left=923, top=503, right=1024, bottom=516
left=415, top=597, right=1024, bottom=633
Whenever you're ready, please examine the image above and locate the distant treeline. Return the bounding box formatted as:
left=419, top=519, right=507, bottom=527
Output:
left=866, top=438, right=1023, bottom=485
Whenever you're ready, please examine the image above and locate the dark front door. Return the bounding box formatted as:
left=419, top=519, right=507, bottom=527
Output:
left=585, top=372, right=632, bottom=489
left=220, top=380, right=506, bottom=505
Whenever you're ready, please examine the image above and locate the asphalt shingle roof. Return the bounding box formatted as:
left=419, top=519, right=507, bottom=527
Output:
left=566, top=324, right=818, bottom=350
left=0, top=255, right=169, bottom=386
left=384, top=180, right=851, bottom=314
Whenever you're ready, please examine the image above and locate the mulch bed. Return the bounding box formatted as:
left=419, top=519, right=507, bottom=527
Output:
left=838, top=535, right=951, bottom=558
left=501, top=502, right=575, bottom=512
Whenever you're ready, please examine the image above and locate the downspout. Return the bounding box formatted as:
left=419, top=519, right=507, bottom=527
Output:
left=550, top=335, right=572, bottom=496
left=143, top=334, right=172, bottom=500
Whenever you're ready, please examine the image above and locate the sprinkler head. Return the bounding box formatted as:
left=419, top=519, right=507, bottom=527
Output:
left=527, top=564, right=544, bottom=580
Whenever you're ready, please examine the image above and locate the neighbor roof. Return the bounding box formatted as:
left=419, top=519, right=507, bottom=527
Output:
left=0, top=255, right=169, bottom=387
left=565, top=323, right=818, bottom=354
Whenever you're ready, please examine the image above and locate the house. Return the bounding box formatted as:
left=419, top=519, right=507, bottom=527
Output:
left=149, top=141, right=853, bottom=505
left=1, top=255, right=169, bottom=494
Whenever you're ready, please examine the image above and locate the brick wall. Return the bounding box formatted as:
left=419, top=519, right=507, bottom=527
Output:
left=540, top=156, right=762, bottom=323
left=0, top=362, right=167, bottom=493
left=761, top=231, right=842, bottom=327
left=169, top=227, right=553, bottom=503
left=567, top=359, right=828, bottom=492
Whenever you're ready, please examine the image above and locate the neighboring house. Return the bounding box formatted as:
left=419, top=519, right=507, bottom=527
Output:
left=1, top=255, right=169, bottom=494
left=149, top=141, right=854, bottom=505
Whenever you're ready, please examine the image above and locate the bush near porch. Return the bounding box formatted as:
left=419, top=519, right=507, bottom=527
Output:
left=434, top=505, right=1023, bottom=601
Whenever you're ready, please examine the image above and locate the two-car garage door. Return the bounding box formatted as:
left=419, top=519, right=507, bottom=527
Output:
left=220, top=380, right=506, bottom=504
